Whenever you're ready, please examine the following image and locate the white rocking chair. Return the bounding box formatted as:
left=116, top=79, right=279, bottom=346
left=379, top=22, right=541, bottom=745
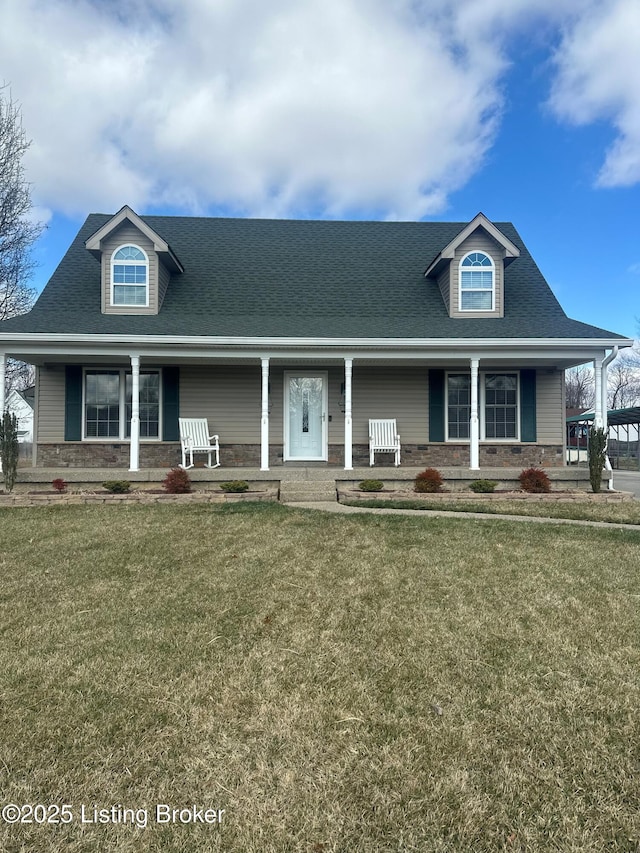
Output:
left=369, top=418, right=401, bottom=466
left=178, top=418, right=220, bottom=469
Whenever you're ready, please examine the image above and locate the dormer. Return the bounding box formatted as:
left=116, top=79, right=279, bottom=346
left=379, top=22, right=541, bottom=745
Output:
left=85, top=205, right=183, bottom=315
left=424, top=212, right=520, bottom=319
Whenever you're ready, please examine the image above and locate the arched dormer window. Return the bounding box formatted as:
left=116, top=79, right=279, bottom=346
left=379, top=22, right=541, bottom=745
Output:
left=460, top=251, right=494, bottom=311
left=111, top=245, right=148, bottom=307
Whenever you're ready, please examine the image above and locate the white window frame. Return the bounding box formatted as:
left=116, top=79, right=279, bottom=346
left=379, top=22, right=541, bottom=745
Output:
left=82, top=368, right=162, bottom=441
left=445, top=371, right=520, bottom=442
left=110, top=244, right=149, bottom=308
left=459, top=251, right=495, bottom=312
left=445, top=371, right=471, bottom=442
left=481, top=372, right=520, bottom=441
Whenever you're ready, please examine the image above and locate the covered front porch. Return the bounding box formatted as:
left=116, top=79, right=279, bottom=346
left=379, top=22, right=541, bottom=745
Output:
left=1, top=339, right=618, bottom=475
left=98, top=354, right=553, bottom=473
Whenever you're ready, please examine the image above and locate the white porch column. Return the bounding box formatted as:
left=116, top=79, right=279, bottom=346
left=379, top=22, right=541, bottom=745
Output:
left=0, top=352, right=6, bottom=473
left=0, top=352, right=5, bottom=414
left=470, top=358, right=480, bottom=470
left=260, top=358, right=270, bottom=471
left=129, top=355, right=140, bottom=472
left=344, top=358, right=353, bottom=470
left=594, top=355, right=603, bottom=428
left=601, top=347, right=617, bottom=433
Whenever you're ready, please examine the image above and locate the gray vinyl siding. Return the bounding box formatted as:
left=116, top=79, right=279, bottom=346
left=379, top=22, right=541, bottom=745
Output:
left=436, top=267, right=450, bottom=313
left=535, top=369, right=564, bottom=444
left=36, top=365, right=66, bottom=442
left=179, top=365, right=430, bottom=445
left=101, top=223, right=160, bottom=315
left=326, top=367, right=347, bottom=442
left=158, top=261, right=171, bottom=308
left=450, top=231, right=504, bottom=318
left=180, top=365, right=262, bottom=443
left=351, top=367, right=428, bottom=443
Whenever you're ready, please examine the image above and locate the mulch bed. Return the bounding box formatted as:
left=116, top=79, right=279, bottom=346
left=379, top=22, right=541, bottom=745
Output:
left=341, top=488, right=633, bottom=503
left=0, top=489, right=278, bottom=506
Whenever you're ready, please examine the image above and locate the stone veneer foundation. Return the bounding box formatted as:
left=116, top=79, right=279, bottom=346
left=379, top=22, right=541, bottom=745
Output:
left=398, top=443, right=565, bottom=468
left=37, top=443, right=183, bottom=468
left=35, top=442, right=565, bottom=468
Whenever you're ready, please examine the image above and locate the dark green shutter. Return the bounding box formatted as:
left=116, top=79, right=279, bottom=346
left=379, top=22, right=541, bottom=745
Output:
left=520, top=369, right=537, bottom=442
left=429, top=369, right=445, bottom=442
left=162, top=367, right=180, bottom=441
left=64, top=365, right=83, bottom=441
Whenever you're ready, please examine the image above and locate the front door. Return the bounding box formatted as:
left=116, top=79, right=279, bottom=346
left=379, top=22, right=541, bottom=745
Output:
left=284, top=373, right=328, bottom=461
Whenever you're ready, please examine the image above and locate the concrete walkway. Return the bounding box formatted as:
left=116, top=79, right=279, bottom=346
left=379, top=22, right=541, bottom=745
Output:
left=611, top=469, right=640, bottom=498
left=284, top=501, right=640, bottom=532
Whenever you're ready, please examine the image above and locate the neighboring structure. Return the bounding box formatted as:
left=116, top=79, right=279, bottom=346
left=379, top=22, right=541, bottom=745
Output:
left=0, top=207, right=633, bottom=471
left=567, top=407, right=640, bottom=470
left=4, top=386, right=34, bottom=443
left=565, top=407, right=589, bottom=464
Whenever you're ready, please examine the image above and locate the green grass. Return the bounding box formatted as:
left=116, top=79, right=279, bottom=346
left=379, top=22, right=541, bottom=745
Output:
left=1, top=503, right=639, bottom=852
left=343, top=497, right=640, bottom=525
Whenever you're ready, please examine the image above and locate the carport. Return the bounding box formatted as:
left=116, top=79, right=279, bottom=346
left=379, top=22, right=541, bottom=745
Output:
left=566, top=406, right=640, bottom=471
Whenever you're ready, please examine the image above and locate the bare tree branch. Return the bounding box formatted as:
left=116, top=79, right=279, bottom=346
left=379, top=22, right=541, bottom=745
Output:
left=1, top=84, right=45, bottom=395
left=565, top=365, right=595, bottom=410
left=566, top=350, right=640, bottom=414
left=608, top=350, right=640, bottom=409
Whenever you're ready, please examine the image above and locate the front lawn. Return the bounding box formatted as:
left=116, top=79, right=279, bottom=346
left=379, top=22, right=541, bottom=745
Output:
left=1, top=503, right=638, bottom=852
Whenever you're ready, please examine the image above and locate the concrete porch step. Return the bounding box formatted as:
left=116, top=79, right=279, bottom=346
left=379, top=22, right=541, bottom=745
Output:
left=279, top=479, right=337, bottom=503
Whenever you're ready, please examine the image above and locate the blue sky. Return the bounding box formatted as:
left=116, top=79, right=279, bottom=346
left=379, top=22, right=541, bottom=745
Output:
left=3, top=0, right=639, bottom=339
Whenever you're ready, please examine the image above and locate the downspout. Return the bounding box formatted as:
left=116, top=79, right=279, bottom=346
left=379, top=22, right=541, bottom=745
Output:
left=601, top=346, right=618, bottom=490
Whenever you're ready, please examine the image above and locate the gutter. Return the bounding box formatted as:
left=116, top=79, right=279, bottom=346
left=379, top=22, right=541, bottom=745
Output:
left=0, top=332, right=634, bottom=350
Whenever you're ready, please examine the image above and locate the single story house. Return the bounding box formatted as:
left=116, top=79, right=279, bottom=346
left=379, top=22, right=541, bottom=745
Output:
left=4, top=386, right=35, bottom=443
left=0, top=207, right=633, bottom=472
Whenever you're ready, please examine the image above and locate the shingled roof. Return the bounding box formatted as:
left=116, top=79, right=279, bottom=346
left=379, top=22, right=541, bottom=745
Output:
left=0, top=214, right=626, bottom=340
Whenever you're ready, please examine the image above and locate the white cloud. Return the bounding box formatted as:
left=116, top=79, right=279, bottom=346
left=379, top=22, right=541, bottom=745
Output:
left=1, top=0, right=506, bottom=219
left=1, top=0, right=639, bottom=220
left=548, top=0, right=640, bottom=187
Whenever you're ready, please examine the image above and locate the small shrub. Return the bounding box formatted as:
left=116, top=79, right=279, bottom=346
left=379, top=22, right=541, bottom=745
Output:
left=359, top=479, right=384, bottom=492
left=588, top=426, right=608, bottom=493
left=469, top=479, right=498, bottom=493
left=519, top=467, right=551, bottom=493
left=219, top=480, right=250, bottom=493
left=0, top=411, right=19, bottom=493
left=52, top=478, right=68, bottom=493
left=102, top=480, right=131, bottom=494
left=414, top=468, right=443, bottom=493
left=163, top=467, right=192, bottom=494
